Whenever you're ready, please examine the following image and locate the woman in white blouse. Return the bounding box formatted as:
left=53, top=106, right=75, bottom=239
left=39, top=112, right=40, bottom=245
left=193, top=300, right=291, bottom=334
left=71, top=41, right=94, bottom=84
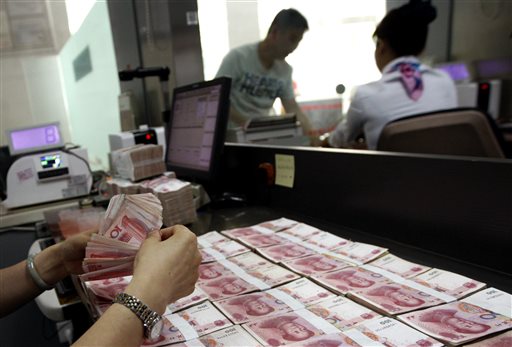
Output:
left=328, top=0, right=457, bottom=149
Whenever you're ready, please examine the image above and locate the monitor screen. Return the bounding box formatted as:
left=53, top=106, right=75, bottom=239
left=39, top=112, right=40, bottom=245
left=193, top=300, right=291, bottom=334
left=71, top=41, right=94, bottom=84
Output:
left=165, top=77, right=231, bottom=181
left=7, top=122, right=63, bottom=156
left=436, top=62, right=471, bottom=82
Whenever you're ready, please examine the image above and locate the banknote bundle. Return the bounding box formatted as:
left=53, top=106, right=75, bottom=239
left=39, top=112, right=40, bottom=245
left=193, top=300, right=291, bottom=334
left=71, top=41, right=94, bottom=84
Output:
left=198, top=231, right=250, bottom=263
left=272, top=277, right=337, bottom=306
left=80, top=193, right=162, bottom=281
left=172, top=326, right=261, bottom=347
left=344, top=316, right=443, bottom=347
left=461, top=287, right=512, bottom=318
left=144, top=301, right=233, bottom=346
left=150, top=178, right=197, bottom=226
left=242, top=308, right=340, bottom=346
left=413, top=268, right=486, bottom=299
left=369, top=253, right=431, bottom=278
left=106, top=177, right=141, bottom=195
left=398, top=301, right=512, bottom=345
left=282, top=253, right=354, bottom=277
left=213, top=290, right=304, bottom=324
left=306, top=296, right=381, bottom=331
left=111, top=144, right=166, bottom=181
left=196, top=259, right=300, bottom=302
left=221, top=225, right=290, bottom=249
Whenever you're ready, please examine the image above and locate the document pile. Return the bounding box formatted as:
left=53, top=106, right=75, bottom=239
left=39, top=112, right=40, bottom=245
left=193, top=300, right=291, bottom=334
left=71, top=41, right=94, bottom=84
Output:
left=111, top=144, right=165, bottom=181
left=80, top=193, right=162, bottom=281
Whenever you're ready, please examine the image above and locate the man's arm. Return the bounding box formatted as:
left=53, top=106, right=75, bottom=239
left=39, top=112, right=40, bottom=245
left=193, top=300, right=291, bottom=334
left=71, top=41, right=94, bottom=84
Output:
left=281, top=98, right=313, bottom=135
left=73, top=225, right=201, bottom=347
left=228, top=106, right=250, bottom=128
left=0, top=230, right=94, bottom=318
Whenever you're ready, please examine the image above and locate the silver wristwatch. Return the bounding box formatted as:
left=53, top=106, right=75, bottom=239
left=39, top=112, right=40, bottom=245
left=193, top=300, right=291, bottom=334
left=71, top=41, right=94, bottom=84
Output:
left=113, top=292, right=163, bottom=340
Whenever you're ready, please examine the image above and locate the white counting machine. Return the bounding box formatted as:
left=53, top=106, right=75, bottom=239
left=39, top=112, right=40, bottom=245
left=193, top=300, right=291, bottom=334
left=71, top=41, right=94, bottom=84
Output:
left=3, top=123, right=92, bottom=209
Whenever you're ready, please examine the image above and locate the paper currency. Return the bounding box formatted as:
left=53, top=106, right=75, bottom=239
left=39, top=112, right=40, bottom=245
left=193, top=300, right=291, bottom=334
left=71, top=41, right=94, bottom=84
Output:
left=198, top=262, right=236, bottom=283
left=197, top=231, right=230, bottom=248
left=272, top=277, right=337, bottom=306
left=278, top=223, right=322, bottom=240
left=349, top=282, right=445, bottom=315
left=463, top=330, right=512, bottom=347
left=221, top=225, right=274, bottom=239
left=144, top=301, right=233, bottom=346
left=199, top=240, right=250, bottom=263
left=84, top=275, right=132, bottom=314
left=237, top=233, right=290, bottom=249
left=284, top=332, right=364, bottom=347
left=307, top=296, right=381, bottom=331
left=213, top=291, right=298, bottom=324
left=346, top=316, right=443, bottom=347
left=81, top=193, right=162, bottom=280
left=257, top=217, right=298, bottom=232
left=282, top=253, right=354, bottom=277
left=312, top=266, right=388, bottom=295
left=167, top=287, right=209, bottom=313
left=197, top=274, right=261, bottom=301
left=413, top=268, right=486, bottom=299
left=461, top=288, right=512, bottom=318
left=243, top=308, right=340, bottom=346
left=194, top=325, right=262, bottom=347
left=111, top=144, right=166, bottom=181
left=302, top=231, right=351, bottom=251
left=330, top=242, right=388, bottom=264
left=398, top=301, right=512, bottom=345
left=246, top=263, right=300, bottom=288
left=229, top=252, right=273, bottom=270
left=369, top=254, right=431, bottom=278
left=257, top=242, right=316, bottom=262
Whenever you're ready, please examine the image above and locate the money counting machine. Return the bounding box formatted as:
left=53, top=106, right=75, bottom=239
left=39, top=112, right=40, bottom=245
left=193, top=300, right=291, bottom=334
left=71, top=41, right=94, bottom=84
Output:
left=3, top=123, right=92, bottom=209
left=226, top=114, right=308, bottom=146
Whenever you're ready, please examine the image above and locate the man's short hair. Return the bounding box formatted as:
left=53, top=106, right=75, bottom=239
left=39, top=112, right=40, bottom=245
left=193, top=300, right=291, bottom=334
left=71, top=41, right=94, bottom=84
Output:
left=268, top=8, right=309, bottom=34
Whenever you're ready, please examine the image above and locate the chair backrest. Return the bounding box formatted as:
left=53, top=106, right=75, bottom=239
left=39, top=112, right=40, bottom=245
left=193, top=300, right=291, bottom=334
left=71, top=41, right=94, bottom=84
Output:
left=376, top=108, right=506, bottom=158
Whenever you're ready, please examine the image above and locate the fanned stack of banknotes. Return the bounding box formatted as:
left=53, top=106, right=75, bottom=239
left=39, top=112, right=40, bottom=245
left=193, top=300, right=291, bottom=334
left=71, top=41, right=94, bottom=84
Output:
left=107, top=173, right=197, bottom=226
left=80, top=193, right=162, bottom=282
left=111, top=144, right=166, bottom=181
left=81, top=207, right=512, bottom=346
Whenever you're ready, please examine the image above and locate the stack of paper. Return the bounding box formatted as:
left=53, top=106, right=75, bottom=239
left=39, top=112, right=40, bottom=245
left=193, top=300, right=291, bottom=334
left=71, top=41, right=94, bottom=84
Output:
left=111, top=144, right=166, bottom=181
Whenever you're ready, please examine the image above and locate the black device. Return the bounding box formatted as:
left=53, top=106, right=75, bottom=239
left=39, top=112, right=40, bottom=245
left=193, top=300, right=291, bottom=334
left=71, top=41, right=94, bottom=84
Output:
left=164, top=77, right=231, bottom=183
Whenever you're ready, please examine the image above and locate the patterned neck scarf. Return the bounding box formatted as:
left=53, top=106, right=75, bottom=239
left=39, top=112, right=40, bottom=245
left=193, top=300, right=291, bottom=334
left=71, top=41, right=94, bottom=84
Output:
left=389, top=61, right=424, bottom=101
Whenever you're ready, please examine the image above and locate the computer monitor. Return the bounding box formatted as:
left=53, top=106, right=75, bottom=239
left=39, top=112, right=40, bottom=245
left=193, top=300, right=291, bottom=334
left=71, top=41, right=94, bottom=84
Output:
left=165, top=77, right=231, bottom=181
left=7, top=122, right=64, bottom=156
left=436, top=62, right=471, bottom=82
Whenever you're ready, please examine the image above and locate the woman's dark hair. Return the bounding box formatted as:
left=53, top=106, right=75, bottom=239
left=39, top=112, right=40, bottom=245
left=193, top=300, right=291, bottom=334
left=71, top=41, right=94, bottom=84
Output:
left=268, top=8, right=309, bottom=34
left=374, top=0, right=437, bottom=56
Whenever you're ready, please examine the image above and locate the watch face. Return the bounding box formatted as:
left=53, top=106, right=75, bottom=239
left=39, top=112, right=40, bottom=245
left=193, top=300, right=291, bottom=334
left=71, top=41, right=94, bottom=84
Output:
left=149, top=318, right=164, bottom=340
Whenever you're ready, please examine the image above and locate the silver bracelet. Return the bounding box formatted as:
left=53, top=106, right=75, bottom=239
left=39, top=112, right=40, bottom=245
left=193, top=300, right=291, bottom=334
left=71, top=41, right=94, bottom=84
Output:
left=27, top=253, right=54, bottom=291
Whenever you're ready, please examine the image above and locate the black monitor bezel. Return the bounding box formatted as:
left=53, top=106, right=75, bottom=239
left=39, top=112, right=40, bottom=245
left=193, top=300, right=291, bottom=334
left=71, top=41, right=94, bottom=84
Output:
left=164, top=77, right=231, bottom=182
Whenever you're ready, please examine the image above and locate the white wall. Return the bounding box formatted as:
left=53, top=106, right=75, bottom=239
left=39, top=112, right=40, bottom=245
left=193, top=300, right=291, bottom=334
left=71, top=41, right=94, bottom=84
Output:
left=0, top=54, right=71, bottom=146
left=452, top=0, right=512, bottom=62
left=59, top=2, right=120, bottom=170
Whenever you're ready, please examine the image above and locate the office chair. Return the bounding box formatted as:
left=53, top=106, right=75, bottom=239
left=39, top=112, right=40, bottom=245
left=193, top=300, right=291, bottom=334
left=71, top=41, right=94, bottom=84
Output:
left=376, top=108, right=508, bottom=158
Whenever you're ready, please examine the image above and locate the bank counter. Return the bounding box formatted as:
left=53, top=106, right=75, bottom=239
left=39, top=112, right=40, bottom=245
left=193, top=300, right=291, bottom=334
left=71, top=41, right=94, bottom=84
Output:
left=3, top=142, right=510, bottom=345
left=207, top=143, right=511, bottom=290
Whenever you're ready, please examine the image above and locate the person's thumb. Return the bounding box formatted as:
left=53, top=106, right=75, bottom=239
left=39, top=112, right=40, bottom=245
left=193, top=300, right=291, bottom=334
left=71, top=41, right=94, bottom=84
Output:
left=145, top=230, right=162, bottom=244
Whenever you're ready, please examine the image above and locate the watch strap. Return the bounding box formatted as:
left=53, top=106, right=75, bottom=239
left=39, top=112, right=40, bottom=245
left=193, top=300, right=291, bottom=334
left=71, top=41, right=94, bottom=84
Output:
left=113, top=292, right=162, bottom=338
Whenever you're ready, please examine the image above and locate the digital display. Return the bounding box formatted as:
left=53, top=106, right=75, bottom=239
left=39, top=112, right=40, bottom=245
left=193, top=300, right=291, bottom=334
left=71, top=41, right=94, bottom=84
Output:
left=8, top=123, right=62, bottom=155
left=167, top=85, right=222, bottom=171
left=437, top=63, right=470, bottom=82
left=40, top=154, right=61, bottom=169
